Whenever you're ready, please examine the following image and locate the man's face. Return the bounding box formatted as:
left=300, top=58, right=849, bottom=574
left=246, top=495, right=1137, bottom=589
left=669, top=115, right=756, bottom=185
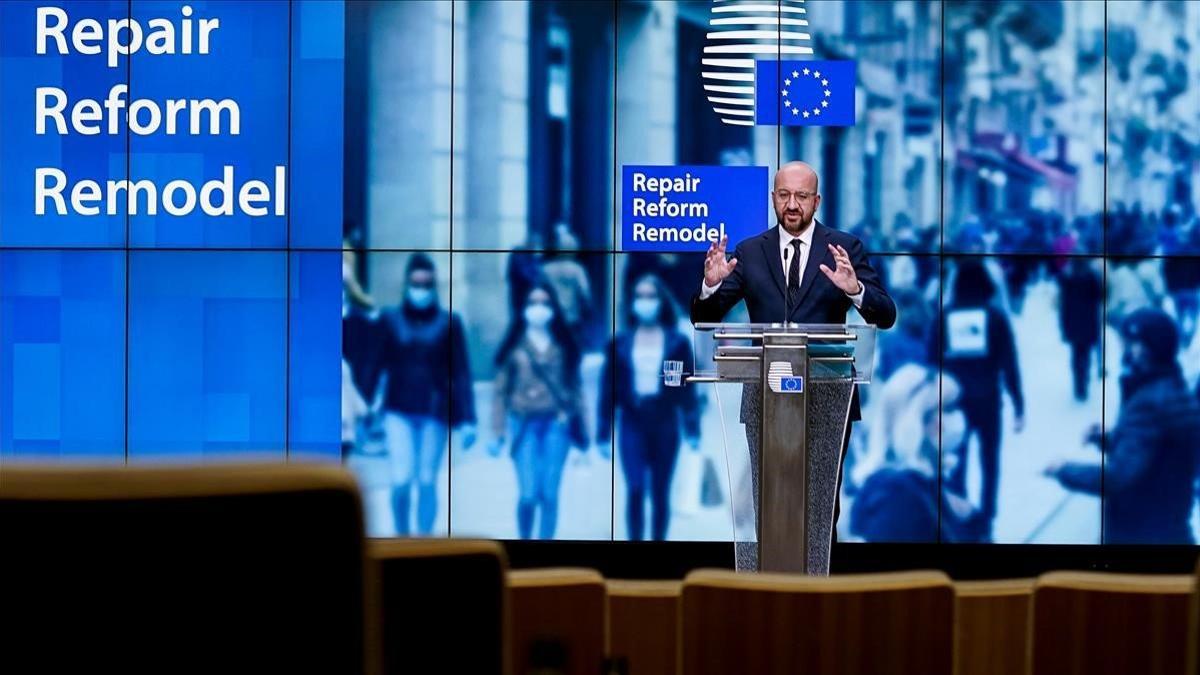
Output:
left=772, top=167, right=821, bottom=233
left=1121, top=340, right=1150, bottom=376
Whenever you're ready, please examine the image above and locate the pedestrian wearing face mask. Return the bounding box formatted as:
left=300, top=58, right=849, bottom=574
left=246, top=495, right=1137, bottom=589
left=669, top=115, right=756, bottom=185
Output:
left=378, top=254, right=476, bottom=535
left=1046, top=308, right=1200, bottom=544
left=597, top=274, right=700, bottom=541
left=490, top=280, right=586, bottom=540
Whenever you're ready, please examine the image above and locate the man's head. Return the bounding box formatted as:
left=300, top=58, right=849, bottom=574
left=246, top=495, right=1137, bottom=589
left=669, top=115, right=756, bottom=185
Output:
left=772, top=161, right=821, bottom=234
left=1120, top=307, right=1179, bottom=376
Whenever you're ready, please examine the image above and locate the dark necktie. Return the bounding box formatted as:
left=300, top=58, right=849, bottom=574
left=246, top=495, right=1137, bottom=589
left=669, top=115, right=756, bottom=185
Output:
left=787, top=239, right=803, bottom=315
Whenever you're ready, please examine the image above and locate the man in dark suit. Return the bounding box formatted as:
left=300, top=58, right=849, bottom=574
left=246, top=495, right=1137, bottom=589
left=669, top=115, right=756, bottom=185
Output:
left=690, top=161, right=895, bottom=560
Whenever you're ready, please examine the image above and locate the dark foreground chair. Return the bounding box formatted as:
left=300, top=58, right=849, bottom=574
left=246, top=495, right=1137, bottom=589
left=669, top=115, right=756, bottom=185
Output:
left=607, top=579, right=681, bottom=675
left=508, top=568, right=606, bottom=675
left=953, top=578, right=1034, bottom=675
left=370, top=538, right=507, bottom=675
left=682, top=569, right=955, bottom=675
left=0, top=463, right=371, bottom=675
left=1031, top=571, right=1192, bottom=675
left=1189, top=559, right=1200, bottom=675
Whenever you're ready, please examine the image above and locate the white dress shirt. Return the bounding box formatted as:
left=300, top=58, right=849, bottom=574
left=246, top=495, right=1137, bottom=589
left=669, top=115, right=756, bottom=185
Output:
left=700, top=225, right=864, bottom=308
left=778, top=222, right=815, bottom=287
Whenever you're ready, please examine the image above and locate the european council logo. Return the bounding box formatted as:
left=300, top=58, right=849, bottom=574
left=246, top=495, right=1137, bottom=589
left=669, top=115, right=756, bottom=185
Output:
left=702, top=0, right=811, bottom=127
left=701, top=0, right=855, bottom=128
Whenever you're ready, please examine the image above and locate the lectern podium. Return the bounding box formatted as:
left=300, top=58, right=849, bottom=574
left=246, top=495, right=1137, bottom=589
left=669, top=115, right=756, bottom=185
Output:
left=669, top=323, right=876, bottom=575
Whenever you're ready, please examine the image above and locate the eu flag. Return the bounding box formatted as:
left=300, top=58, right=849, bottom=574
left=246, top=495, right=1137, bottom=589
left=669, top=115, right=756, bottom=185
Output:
left=755, top=60, right=856, bottom=126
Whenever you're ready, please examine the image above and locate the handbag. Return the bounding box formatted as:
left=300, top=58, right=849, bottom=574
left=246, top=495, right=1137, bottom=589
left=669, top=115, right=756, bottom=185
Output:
left=673, top=448, right=703, bottom=515
left=522, top=345, right=589, bottom=449
left=700, top=456, right=724, bottom=508
left=357, top=413, right=388, bottom=457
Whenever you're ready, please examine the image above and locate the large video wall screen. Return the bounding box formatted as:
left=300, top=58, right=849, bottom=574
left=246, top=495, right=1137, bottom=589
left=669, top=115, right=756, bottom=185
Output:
left=5, top=0, right=1200, bottom=546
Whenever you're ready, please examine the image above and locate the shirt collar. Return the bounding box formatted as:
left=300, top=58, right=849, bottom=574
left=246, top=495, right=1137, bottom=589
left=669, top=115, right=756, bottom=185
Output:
left=777, top=222, right=815, bottom=253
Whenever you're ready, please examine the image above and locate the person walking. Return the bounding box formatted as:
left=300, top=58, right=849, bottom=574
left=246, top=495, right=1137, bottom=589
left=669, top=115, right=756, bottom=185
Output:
left=598, top=274, right=700, bottom=541
left=491, top=280, right=587, bottom=539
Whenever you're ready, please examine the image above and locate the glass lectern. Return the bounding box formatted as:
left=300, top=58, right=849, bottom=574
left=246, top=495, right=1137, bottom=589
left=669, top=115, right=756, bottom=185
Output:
left=667, top=323, right=876, bottom=575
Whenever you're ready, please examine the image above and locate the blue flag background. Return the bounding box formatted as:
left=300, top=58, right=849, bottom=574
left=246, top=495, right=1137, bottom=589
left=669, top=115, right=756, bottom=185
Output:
left=755, top=59, right=856, bottom=126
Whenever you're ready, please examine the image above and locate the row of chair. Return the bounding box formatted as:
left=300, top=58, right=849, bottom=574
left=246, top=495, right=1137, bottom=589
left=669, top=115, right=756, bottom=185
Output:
left=2, top=463, right=1197, bottom=675
left=494, top=562, right=1194, bottom=675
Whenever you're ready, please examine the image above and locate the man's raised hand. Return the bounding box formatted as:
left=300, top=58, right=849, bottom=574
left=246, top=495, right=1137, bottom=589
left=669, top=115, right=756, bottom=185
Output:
left=704, top=235, right=738, bottom=287
left=819, top=243, right=860, bottom=295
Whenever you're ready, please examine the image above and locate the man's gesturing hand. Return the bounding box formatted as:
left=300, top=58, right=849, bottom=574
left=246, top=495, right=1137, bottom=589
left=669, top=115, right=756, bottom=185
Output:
left=704, top=235, right=738, bottom=287
left=819, top=243, right=861, bottom=295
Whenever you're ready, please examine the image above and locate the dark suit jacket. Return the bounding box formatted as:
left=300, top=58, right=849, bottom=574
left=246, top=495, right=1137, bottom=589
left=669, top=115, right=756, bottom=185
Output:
left=689, top=222, right=896, bottom=420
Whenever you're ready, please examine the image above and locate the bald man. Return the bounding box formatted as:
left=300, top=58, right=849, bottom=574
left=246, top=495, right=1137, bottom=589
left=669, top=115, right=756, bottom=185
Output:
left=691, top=161, right=896, bottom=555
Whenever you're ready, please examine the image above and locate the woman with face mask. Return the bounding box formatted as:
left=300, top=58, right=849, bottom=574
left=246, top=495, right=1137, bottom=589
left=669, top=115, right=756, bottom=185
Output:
left=597, top=274, right=700, bottom=541
left=490, top=280, right=586, bottom=540
left=377, top=253, right=476, bottom=536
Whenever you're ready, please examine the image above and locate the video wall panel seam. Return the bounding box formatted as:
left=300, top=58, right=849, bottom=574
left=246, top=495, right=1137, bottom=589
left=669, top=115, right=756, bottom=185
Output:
left=285, top=0, right=294, bottom=462
left=448, top=0, right=456, bottom=537
left=123, top=0, right=133, bottom=465
left=937, top=0, right=946, bottom=543
left=610, top=0, right=618, bottom=542
left=1099, top=0, right=1108, bottom=544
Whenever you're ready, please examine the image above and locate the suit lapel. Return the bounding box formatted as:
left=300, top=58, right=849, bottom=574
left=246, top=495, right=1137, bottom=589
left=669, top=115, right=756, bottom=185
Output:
left=788, top=223, right=829, bottom=321
left=759, top=227, right=787, bottom=300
